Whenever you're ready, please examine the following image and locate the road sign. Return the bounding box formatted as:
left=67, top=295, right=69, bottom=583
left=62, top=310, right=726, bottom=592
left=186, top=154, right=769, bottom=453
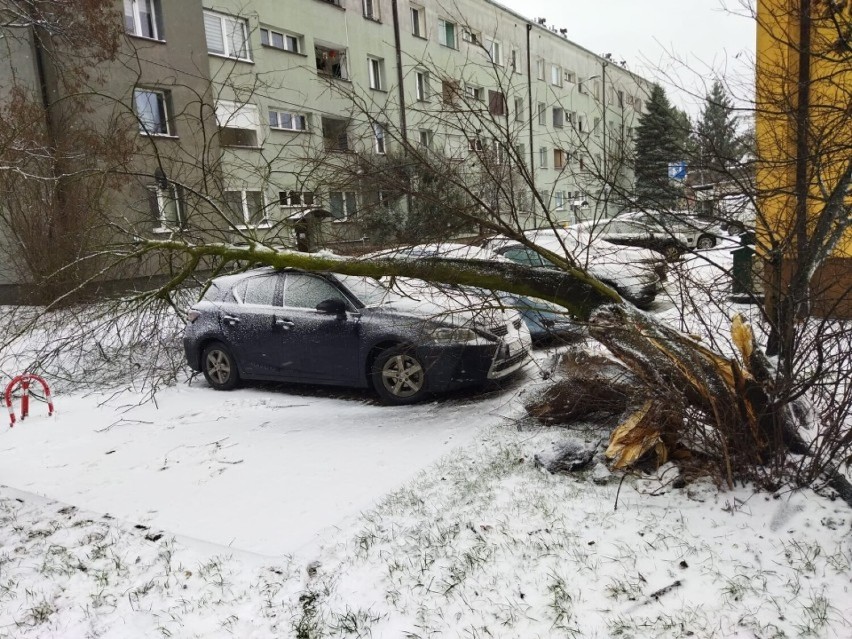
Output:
left=668, top=161, right=688, bottom=181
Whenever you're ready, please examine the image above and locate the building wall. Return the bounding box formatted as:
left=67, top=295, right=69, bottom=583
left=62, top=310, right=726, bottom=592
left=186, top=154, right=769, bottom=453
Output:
left=755, top=0, right=852, bottom=316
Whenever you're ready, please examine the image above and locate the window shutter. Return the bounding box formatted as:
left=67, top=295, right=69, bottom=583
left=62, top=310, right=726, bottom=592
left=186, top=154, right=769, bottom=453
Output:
left=204, top=13, right=225, bottom=54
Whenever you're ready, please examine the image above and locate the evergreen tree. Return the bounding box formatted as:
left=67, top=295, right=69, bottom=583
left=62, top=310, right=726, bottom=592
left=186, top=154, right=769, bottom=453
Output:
left=633, top=85, right=688, bottom=209
left=694, top=80, right=742, bottom=182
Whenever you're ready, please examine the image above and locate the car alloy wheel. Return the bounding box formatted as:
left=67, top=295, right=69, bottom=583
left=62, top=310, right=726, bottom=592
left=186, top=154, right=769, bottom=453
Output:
left=697, top=235, right=716, bottom=250
left=372, top=346, right=428, bottom=404
left=201, top=342, right=240, bottom=390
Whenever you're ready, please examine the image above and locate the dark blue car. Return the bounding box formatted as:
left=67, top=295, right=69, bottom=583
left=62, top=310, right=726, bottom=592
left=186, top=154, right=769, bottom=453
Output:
left=184, top=269, right=532, bottom=404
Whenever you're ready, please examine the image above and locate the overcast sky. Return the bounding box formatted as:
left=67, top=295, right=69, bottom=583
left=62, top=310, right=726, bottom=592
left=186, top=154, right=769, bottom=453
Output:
left=499, top=0, right=756, bottom=113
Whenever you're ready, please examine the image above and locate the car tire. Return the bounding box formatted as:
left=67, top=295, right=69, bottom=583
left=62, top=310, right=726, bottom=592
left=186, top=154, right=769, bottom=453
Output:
left=697, top=235, right=716, bottom=250
left=727, top=223, right=746, bottom=236
left=371, top=346, right=429, bottom=405
left=201, top=341, right=240, bottom=391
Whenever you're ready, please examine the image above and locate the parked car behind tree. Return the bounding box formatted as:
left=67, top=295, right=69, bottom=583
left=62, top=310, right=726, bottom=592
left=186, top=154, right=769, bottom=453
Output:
left=184, top=268, right=532, bottom=404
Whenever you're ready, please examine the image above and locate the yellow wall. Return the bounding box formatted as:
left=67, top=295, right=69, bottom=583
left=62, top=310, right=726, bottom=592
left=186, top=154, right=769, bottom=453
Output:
left=755, top=0, right=852, bottom=258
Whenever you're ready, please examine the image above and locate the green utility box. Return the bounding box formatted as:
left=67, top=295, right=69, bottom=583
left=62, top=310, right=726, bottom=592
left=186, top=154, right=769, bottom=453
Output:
left=731, top=232, right=757, bottom=297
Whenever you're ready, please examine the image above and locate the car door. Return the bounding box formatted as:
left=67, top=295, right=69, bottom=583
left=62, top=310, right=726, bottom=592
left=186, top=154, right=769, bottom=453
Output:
left=217, top=272, right=286, bottom=377
left=277, top=273, right=362, bottom=383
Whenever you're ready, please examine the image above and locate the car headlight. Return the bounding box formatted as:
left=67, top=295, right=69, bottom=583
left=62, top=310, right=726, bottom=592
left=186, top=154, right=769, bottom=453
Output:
left=430, top=326, right=480, bottom=343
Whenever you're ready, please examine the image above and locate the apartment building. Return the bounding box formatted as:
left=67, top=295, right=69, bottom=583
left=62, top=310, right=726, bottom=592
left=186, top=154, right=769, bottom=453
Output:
left=0, top=0, right=649, bottom=297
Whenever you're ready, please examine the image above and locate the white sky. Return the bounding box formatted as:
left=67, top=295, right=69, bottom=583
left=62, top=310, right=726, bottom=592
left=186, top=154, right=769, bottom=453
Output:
left=499, top=0, right=757, bottom=114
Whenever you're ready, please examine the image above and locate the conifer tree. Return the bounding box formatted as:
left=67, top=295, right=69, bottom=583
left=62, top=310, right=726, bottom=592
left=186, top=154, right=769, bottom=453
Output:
left=694, top=80, right=742, bottom=182
left=633, top=85, right=688, bottom=209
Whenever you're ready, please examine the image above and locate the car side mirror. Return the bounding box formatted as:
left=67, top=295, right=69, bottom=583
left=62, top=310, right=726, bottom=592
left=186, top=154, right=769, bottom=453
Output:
left=316, top=298, right=347, bottom=316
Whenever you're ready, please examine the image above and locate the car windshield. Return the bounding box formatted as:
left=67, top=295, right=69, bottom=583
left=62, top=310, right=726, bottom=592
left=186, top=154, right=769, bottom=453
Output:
left=335, top=275, right=391, bottom=306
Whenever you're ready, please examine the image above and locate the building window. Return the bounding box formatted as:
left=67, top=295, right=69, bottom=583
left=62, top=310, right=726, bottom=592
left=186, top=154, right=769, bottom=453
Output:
left=260, top=27, right=301, bottom=53
left=269, top=110, right=307, bottom=131
left=203, top=11, right=250, bottom=61
left=124, top=0, right=163, bottom=40
left=224, top=190, right=266, bottom=227
left=488, top=90, right=505, bottom=116
left=634, top=98, right=642, bottom=112
left=539, top=147, right=547, bottom=168
left=442, top=79, right=460, bottom=104
left=537, top=102, right=546, bottom=126
left=593, top=117, right=601, bottom=136
left=465, top=85, right=483, bottom=101
left=134, top=88, right=171, bottom=136
left=510, top=48, right=520, bottom=72
left=487, top=39, right=502, bottom=66
left=280, top=190, right=315, bottom=207
left=467, top=137, right=483, bottom=152
left=491, top=140, right=505, bottom=165
left=362, top=0, right=379, bottom=20
left=411, top=5, right=425, bottom=37
left=415, top=70, right=430, bottom=101
left=329, top=191, right=357, bottom=220
left=578, top=114, right=587, bottom=133
left=378, top=191, right=393, bottom=207
left=462, top=28, right=480, bottom=44
left=536, top=59, right=545, bottom=80
left=321, top=116, right=349, bottom=151
left=418, top=129, right=432, bottom=147
left=149, top=185, right=184, bottom=229
left=550, top=64, right=562, bottom=86
left=552, top=107, right=564, bottom=128
left=315, top=45, right=348, bottom=79
left=594, top=81, right=601, bottom=100
left=554, top=149, right=567, bottom=169
left=373, top=122, right=386, bottom=154
left=565, top=70, right=576, bottom=84
left=216, top=100, right=260, bottom=147
left=617, top=90, right=625, bottom=107
left=514, top=97, right=524, bottom=122
left=437, top=19, right=456, bottom=48
left=368, top=57, right=385, bottom=90
left=554, top=191, right=565, bottom=210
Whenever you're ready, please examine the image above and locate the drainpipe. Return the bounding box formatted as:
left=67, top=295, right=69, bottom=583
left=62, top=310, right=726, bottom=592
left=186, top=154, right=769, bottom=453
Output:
left=526, top=23, right=538, bottom=222
left=391, top=0, right=408, bottom=143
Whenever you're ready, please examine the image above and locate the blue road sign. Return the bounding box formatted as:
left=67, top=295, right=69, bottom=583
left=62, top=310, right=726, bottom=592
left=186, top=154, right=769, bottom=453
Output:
left=668, top=161, right=688, bottom=181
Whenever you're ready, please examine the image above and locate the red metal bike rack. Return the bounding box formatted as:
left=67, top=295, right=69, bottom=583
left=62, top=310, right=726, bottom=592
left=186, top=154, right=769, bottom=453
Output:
left=4, top=374, right=54, bottom=427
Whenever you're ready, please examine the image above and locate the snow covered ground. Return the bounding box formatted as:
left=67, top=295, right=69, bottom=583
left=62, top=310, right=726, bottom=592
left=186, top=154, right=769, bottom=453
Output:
left=0, top=250, right=850, bottom=637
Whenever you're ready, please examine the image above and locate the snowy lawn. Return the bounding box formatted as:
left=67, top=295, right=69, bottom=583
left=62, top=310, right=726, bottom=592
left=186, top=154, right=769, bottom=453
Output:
left=0, top=251, right=850, bottom=637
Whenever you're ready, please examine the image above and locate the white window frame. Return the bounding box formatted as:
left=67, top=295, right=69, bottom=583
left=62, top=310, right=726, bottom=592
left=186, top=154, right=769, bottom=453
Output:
left=536, top=59, right=545, bottom=81
left=555, top=191, right=565, bottom=211
left=510, top=48, right=520, bottom=73
left=415, top=70, right=429, bottom=101
left=539, top=147, right=547, bottom=168
left=462, top=28, right=480, bottom=45
left=487, top=39, right=502, bottom=66
left=438, top=19, right=456, bottom=48
left=225, top=189, right=268, bottom=228
left=514, top=97, right=524, bottom=122
left=280, top=190, right=315, bottom=207
left=552, top=107, right=564, bottom=128
left=537, top=102, right=546, bottom=126
left=215, top=100, right=261, bottom=147
left=269, top=109, right=307, bottom=132
left=134, top=88, right=171, bottom=136
left=150, top=185, right=184, bottom=231
left=410, top=5, right=425, bottom=38
left=368, top=57, right=384, bottom=91
left=328, top=191, right=357, bottom=220
left=124, top=0, right=162, bottom=40
left=203, top=11, right=251, bottom=62
left=465, top=84, right=483, bottom=101
left=373, top=122, right=386, bottom=154
left=550, top=64, right=562, bottom=87
left=362, top=0, right=379, bottom=20
left=260, top=27, right=301, bottom=54
left=418, top=129, right=432, bottom=147
left=315, top=44, right=349, bottom=80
